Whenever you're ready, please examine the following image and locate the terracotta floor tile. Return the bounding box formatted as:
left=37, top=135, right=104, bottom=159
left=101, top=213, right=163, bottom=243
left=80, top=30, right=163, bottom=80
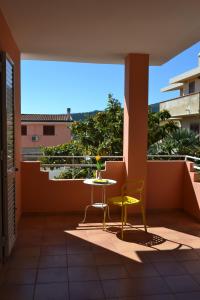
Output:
left=67, top=243, right=92, bottom=254
left=69, top=280, right=104, bottom=300
left=7, top=256, right=39, bottom=269
left=181, top=260, right=200, bottom=274
left=152, top=261, right=187, bottom=276
left=102, top=278, right=137, bottom=298
left=107, top=297, right=140, bottom=300
left=34, top=283, right=69, bottom=300
left=39, top=255, right=67, bottom=268
left=172, top=249, right=200, bottom=261
left=42, top=235, right=67, bottom=246
left=12, top=246, right=40, bottom=257
left=4, top=268, right=37, bottom=284
left=98, top=265, right=128, bottom=280
left=15, top=236, right=42, bottom=247
left=68, top=266, right=99, bottom=281
left=142, top=251, right=175, bottom=262
left=174, top=291, right=200, bottom=300
left=164, top=275, right=200, bottom=293
left=125, top=262, right=159, bottom=277
left=94, top=253, right=123, bottom=266
left=141, top=295, right=175, bottom=300
left=2, top=212, right=200, bottom=299
left=37, top=267, right=68, bottom=283
left=0, top=284, right=34, bottom=300
left=68, top=253, right=95, bottom=267
left=192, top=273, right=200, bottom=285
left=40, top=245, right=66, bottom=256
left=102, top=277, right=170, bottom=298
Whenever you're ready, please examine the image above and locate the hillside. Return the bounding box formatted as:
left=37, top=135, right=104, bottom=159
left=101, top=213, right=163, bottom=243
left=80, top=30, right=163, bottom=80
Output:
left=71, top=110, right=100, bottom=121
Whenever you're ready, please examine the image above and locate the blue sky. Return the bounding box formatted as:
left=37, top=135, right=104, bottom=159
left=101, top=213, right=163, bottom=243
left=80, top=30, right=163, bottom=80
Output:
left=21, top=41, right=200, bottom=114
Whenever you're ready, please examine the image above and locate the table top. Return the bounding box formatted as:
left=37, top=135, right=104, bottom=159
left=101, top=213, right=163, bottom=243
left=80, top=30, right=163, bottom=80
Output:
left=84, top=178, right=117, bottom=186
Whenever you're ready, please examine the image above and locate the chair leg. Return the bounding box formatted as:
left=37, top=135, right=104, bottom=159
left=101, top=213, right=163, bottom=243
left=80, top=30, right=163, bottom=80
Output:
left=124, top=205, right=127, bottom=225
left=103, top=206, right=107, bottom=230
left=81, top=205, right=91, bottom=223
left=121, top=205, right=125, bottom=240
left=107, top=205, right=112, bottom=220
left=141, top=204, right=147, bottom=232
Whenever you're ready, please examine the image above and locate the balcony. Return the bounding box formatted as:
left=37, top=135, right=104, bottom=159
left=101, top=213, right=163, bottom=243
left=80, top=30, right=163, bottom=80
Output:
left=20, top=156, right=200, bottom=221
left=159, top=92, right=200, bottom=117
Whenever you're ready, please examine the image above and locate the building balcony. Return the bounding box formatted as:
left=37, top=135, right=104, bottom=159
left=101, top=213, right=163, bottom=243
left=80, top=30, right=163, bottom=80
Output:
left=20, top=158, right=200, bottom=221
left=159, top=92, right=200, bottom=117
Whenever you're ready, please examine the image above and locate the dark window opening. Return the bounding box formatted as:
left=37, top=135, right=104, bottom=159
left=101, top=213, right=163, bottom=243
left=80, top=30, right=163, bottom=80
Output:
left=43, top=125, right=55, bottom=136
left=189, top=81, right=195, bottom=94
left=190, top=123, right=199, bottom=134
left=21, top=125, right=27, bottom=136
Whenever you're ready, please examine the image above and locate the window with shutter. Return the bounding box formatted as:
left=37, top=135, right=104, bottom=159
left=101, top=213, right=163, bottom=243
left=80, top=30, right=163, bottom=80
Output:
left=43, top=125, right=55, bottom=135
left=189, top=81, right=195, bottom=94
left=21, top=125, right=27, bottom=135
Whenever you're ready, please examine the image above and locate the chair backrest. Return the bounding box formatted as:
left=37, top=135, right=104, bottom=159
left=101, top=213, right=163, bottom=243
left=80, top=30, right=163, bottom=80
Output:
left=121, top=179, right=144, bottom=202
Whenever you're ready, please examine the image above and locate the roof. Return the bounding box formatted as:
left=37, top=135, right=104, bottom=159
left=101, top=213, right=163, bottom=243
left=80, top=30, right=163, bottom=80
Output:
left=21, top=114, right=73, bottom=122
left=1, top=0, right=200, bottom=65
left=161, top=83, right=184, bottom=93
left=170, top=66, right=200, bottom=84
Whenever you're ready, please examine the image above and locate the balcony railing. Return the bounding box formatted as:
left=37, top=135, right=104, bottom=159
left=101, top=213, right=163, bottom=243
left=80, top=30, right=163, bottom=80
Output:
left=21, top=153, right=200, bottom=179
left=159, top=92, right=200, bottom=117
left=21, top=154, right=124, bottom=179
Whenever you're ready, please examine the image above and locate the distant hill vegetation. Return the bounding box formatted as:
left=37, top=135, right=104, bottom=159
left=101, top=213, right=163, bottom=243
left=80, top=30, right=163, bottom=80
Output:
left=71, top=110, right=100, bottom=121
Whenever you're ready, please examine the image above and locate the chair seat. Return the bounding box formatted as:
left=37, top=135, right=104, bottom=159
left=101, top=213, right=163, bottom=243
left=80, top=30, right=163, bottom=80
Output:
left=108, top=195, right=140, bottom=206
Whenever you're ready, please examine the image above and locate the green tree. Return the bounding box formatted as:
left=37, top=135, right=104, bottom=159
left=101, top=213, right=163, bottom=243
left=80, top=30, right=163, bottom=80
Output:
left=149, top=129, right=200, bottom=156
left=70, top=94, right=123, bottom=155
left=148, top=110, right=178, bottom=147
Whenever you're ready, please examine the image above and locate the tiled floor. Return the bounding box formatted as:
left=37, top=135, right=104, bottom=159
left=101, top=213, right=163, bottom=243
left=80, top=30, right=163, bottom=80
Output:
left=0, top=211, right=200, bottom=300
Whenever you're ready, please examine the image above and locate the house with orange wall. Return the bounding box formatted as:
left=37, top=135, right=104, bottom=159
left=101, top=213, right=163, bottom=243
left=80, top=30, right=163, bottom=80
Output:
left=21, top=109, right=73, bottom=155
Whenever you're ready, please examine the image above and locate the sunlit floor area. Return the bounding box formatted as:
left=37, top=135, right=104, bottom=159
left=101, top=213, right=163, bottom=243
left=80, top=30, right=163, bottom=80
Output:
left=0, top=211, right=200, bottom=300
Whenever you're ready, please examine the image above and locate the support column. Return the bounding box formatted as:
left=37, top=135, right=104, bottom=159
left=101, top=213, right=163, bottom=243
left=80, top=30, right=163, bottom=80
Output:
left=123, top=53, right=149, bottom=181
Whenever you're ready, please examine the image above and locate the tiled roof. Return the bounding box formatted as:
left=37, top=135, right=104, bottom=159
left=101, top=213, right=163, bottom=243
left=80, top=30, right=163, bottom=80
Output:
left=21, top=114, right=73, bottom=122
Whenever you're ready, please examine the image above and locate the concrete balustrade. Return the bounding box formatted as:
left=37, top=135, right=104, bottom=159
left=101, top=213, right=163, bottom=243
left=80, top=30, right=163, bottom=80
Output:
left=21, top=160, right=200, bottom=220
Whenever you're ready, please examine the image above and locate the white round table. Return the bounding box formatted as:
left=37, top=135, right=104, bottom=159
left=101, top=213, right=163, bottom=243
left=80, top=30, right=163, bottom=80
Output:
left=82, top=178, right=117, bottom=226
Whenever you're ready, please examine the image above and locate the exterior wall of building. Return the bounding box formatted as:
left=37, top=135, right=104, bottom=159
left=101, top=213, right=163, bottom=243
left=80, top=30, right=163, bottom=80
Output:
left=21, top=122, right=72, bottom=150
left=0, top=9, right=21, bottom=223
left=181, top=116, right=200, bottom=132
left=183, top=78, right=200, bottom=95
left=160, top=92, right=200, bottom=117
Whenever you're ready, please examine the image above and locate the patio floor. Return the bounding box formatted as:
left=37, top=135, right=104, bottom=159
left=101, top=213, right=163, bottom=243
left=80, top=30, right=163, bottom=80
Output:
left=0, top=211, right=200, bottom=300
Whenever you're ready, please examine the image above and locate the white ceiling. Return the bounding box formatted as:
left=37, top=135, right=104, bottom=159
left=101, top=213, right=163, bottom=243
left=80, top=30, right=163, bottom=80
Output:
left=1, top=0, right=200, bottom=65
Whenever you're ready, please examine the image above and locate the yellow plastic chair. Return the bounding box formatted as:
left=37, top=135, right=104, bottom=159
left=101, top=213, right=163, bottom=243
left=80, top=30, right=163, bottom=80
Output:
left=108, top=179, right=147, bottom=239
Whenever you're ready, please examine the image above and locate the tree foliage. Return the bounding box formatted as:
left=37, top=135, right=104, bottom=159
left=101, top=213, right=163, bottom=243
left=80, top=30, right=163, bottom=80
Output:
left=42, top=94, right=123, bottom=159
left=149, top=128, right=200, bottom=156
left=148, top=110, right=178, bottom=147
left=71, top=94, right=123, bottom=155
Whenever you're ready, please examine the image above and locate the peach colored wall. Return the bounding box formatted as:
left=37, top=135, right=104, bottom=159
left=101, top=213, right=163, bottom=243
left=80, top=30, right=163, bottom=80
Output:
left=21, top=160, right=192, bottom=215
left=0, top=9, right=21, bottom=223
left=147, top=161, right=185, bottom=210
left=21, top=161, right=125, bottom=214
left=21, top=122, right=71, bottom=148
left=183, top=162, right=200, bottom=220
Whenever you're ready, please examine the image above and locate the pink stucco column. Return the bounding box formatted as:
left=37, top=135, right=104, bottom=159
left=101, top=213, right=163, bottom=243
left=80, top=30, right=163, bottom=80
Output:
left=123, top=53, right=149, bottom=181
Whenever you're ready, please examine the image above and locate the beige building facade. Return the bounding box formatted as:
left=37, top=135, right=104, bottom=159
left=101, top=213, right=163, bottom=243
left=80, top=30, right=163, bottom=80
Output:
left=154, top=54, right=200, bottom=135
